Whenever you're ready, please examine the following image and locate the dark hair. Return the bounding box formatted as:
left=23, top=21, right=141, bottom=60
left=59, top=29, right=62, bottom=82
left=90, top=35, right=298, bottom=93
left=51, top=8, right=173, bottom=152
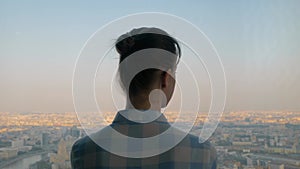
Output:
left=115, top=27, right=181, bottom=96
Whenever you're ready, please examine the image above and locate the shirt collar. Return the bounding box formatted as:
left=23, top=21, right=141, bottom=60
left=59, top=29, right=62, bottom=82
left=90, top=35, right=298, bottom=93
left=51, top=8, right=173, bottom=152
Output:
left=112, top=109, right=169, bottom=124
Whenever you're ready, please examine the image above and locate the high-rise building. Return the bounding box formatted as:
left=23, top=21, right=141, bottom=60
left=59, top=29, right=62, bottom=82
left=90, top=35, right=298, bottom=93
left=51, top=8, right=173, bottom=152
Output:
left=70, top=126, right=80, bottom=138
left=41, top=133, right=49, bottom=146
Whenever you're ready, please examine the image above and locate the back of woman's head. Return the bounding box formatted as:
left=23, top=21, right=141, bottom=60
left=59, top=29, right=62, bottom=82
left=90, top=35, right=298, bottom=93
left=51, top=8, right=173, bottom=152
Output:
left=115, top=27, right=181, bottom=96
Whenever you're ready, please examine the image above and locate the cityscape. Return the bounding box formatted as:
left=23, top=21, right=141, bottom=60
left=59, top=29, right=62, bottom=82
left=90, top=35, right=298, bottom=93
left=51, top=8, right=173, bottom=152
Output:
left=1, top=1, right=300, bottom=169
left=0, top=111, right=299, bottom=169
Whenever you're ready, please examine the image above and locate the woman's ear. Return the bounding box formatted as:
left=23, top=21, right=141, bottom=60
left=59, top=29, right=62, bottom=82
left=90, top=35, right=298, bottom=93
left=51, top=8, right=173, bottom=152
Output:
left=160, top=71, right=168, bottom=88
left=161, top=69, right=173, bottom=88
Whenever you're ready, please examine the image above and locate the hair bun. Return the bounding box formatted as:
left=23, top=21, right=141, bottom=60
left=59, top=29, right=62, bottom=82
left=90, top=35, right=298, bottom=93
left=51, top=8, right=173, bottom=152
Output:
left=116, top=27, right=181, bottom=64
left=116, top=33, right=135, bottom=56
left=116, top=27, right=168, bottom=56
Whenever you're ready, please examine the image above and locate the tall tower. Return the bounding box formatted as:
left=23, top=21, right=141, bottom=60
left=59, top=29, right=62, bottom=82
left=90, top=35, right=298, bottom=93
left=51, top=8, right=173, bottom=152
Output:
left=41, top=133, right=49, bottom=146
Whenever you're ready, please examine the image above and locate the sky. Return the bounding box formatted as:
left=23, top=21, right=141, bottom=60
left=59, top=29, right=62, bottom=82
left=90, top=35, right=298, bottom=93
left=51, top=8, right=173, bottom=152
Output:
left=0, top=0, right=299, bottom=113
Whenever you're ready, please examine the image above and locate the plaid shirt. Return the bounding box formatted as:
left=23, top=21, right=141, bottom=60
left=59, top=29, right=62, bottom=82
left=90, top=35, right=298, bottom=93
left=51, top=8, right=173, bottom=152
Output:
left=71, top=111, right=217, bottom=169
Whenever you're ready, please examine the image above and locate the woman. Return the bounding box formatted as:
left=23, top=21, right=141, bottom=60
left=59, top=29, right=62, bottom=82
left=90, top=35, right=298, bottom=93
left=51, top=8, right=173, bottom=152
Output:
left=71, top=27, right=217, bottom=169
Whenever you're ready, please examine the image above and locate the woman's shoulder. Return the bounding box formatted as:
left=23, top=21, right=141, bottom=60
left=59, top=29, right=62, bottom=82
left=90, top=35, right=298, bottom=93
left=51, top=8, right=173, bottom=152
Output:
left=71, top=135, right=94, bottom=153
left=71, top=126, right=114, bottom=153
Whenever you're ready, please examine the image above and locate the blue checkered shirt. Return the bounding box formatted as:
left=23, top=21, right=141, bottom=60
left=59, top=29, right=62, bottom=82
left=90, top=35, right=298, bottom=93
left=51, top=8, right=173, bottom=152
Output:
left=71, top=111, right=217, bottom=169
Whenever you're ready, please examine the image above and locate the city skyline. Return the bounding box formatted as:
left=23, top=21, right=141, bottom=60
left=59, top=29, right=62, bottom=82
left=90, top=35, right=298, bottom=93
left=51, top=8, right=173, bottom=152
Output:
left=1, top=110, right=299, bottom=169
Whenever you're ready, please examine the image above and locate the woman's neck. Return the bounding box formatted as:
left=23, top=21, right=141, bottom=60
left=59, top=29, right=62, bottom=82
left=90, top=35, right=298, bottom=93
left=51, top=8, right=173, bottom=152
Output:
left=125, top=94, right=161, bottom=111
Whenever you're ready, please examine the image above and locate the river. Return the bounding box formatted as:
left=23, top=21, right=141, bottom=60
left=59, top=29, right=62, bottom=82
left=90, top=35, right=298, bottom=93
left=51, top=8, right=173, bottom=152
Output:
left=2, top=154, right=42, bottom=169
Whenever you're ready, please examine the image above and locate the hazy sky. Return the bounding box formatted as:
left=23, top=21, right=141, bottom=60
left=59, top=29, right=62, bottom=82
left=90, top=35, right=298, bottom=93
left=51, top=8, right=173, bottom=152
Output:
left=0, top=0, right=299, bottom=113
